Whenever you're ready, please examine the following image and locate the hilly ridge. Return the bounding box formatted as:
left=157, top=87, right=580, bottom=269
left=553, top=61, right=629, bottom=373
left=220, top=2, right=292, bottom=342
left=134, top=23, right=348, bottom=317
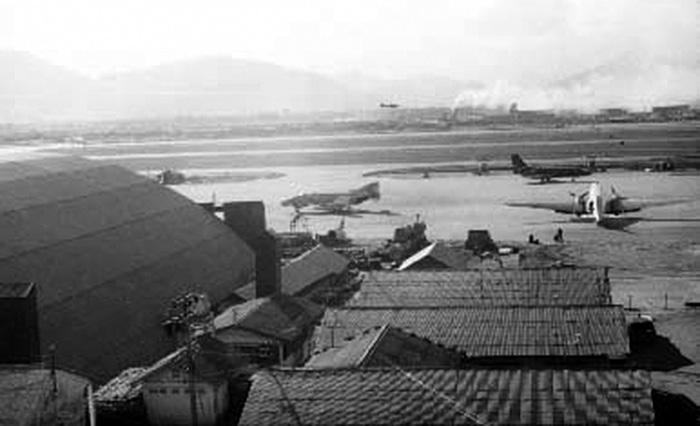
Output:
left=0, top=50, right=697, bottom=123
left=96, top=56, right=356, bottom=118
left=0, top=51, right=95, bottom=122
left=0, top=51, right=483, bottom=122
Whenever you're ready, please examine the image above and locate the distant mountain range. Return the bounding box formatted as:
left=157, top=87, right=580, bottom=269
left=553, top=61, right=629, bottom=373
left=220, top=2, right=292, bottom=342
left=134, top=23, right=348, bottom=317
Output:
left=0, top=52, right=355, bottom=122
left=0, top=51, right=484, bottom=122
left=0, top=50, right=95, bottom=122
left=0, top=50, right=697, bottom=123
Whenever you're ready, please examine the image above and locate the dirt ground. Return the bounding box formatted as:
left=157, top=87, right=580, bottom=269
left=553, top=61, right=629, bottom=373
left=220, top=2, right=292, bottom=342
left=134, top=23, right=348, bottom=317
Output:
left=556, top=237, right=700, bottom=365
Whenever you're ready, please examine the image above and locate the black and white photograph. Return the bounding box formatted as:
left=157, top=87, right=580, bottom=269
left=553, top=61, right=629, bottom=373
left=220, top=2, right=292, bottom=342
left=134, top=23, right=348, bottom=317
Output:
left=1, top=1, right=699, bottom=424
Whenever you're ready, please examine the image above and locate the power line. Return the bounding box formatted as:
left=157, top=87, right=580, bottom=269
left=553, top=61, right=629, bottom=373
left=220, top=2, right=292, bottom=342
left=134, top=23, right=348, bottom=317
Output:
left=376, top=353, right=487, bottom=426
left=262, top=369, right=303, bottom=426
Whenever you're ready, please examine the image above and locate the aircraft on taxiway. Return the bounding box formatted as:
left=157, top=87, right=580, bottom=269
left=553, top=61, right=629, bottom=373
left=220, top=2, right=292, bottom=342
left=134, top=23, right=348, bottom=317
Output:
left=507, top=182, right=695, bottom=231
left=281, top=182, right=381, bottom=216
left=511, top=154, right=594, bottom=184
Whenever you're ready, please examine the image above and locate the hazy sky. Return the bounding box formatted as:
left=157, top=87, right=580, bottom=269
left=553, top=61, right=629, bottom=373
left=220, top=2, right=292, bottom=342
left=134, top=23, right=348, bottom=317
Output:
left=1, top=0, right=697, bottom=84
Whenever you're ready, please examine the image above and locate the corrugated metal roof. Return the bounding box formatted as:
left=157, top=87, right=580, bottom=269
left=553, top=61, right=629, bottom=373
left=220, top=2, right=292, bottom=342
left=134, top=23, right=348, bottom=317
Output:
left=306, top=324, right=461, bottom=368
left=238, top=368, right=654, bottom=425
left=350, top=269, right=611, bottom=307
left=306, top=325, right=387, bottom=368
left=316, top=305, right=629, bottom=358
left=282, top=244, right=350, bottom=296
left=0, top=154, right=255, bottom=382
left=398, top=242, right=472, bottom=271
left=214, top=295, right=324, bottom=343
left=0, top=366, right=91, bottom=426
left=0, top=368, right=51, bottom=426
left=233, top=281, right=256, bottom=300
left=233, top=244, right=351, bottom=301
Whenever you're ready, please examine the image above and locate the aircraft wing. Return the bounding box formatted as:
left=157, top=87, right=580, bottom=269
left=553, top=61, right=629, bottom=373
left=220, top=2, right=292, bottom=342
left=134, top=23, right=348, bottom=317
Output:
left=607, top=198, right=691, bottom=214
left=506, top=201, right=578, bottom=214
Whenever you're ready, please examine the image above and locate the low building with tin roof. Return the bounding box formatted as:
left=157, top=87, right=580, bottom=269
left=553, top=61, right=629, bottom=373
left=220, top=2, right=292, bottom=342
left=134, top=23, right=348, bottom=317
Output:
left=234, top=244, right=352, bottom=304
left=281, top=244, right=351, bottom=296
left=213, top=295, right=324, bottom=367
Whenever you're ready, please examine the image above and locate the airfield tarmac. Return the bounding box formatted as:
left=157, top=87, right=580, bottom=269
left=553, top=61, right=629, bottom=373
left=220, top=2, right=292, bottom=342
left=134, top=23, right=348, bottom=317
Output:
left=34, top=122, right=700, bottom=362
left=183, top=168, right=700, bottom=361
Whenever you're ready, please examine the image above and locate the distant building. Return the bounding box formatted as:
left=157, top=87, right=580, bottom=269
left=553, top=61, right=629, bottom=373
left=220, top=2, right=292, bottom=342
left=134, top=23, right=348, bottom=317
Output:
left=652, top=104, right=691, bottom=121
left=512, top=109, right=557, bottom=125
left=451, top=106, right=511, bottom=124
left=600, top=108, right=629, bottom=120
left=629, top=111, right=653, bottom=122
left=0, top=365, right=92, bottom=426
left=383, top=107, right=453, bottom=123
left=0, top=153, right=255, bottom=382
left=238, top=368, right=655, bottom=425
left=213, top=295, right=324, bottom=367
left=306, top=324, right=461, bottom=368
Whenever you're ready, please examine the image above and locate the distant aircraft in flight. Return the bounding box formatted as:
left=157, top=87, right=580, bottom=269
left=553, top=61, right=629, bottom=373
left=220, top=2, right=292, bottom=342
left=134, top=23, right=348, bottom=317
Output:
left=281, top=182, right=381, bottom=215
left=507, top=182, right=695, bottom=230
left=511, top=154, right=593, bottom=183
left=380, top=102, right=400, bottom=109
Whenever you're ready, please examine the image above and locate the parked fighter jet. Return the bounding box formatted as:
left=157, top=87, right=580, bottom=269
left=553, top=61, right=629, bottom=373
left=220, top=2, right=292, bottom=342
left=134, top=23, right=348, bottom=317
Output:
left=508, top=182, right=694, bottom=230
left=281, top=182, right=380, bottom=215
left=511, top=154, right=593, bottom=183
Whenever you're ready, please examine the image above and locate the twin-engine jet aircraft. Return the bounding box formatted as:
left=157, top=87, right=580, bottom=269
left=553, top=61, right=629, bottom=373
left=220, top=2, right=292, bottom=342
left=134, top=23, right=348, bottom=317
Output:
left=281, top=182, right=380, bottom=215
left=507, top=182, right=693, bottom=230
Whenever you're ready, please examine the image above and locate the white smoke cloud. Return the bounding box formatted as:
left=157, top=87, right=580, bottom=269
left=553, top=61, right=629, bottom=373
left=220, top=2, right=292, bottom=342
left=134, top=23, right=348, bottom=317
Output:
left=454, top=62, right=699, bottom=113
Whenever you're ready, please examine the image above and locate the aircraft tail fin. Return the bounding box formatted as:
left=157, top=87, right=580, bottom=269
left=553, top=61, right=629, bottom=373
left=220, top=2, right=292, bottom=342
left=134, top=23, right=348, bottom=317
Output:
left=610, top=185, right=627, bottom=200
left=356, top=182, right=381, bottom=201
left=511, top=154, right=528, bottom=172
left=588, top=182, right=603, bottom=223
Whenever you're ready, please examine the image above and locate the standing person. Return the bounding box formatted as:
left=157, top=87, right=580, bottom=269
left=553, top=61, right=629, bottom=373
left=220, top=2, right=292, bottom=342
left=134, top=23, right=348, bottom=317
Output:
left=554, top=228, right=564, bottom=243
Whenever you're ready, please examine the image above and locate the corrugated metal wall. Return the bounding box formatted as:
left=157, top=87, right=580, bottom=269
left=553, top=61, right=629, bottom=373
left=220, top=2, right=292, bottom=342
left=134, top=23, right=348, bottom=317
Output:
left=0, top=154, right=255, bottom=382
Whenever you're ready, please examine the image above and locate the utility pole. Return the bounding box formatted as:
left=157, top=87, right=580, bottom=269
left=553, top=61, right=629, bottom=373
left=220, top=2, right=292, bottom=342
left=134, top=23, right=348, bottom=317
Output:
left=184, top=294, right=199, bottom=426
left=49, top=345, right=58, bottom=424
left=188, top=324, right=199, bottom=426
left=169, top=293, right=201, bottom=426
